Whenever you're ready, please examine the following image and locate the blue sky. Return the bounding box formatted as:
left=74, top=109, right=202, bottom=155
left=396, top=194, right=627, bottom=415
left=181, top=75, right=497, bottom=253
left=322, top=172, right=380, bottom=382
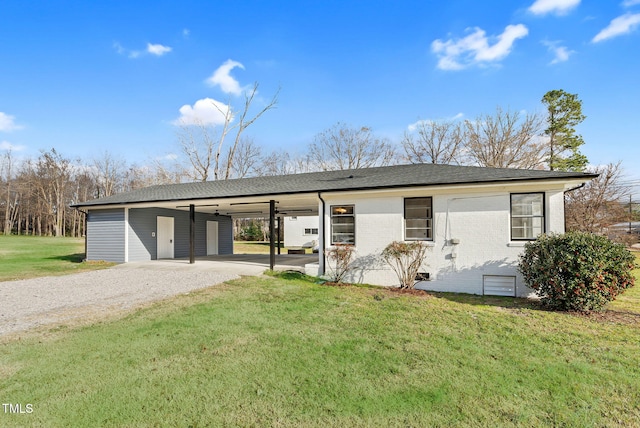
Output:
left=1, top=0, right=639, bottom=189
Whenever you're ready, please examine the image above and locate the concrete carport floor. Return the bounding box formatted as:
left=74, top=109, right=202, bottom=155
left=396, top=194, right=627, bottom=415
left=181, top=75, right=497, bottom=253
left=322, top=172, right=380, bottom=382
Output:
left=144, top=253, right=319, bottom=276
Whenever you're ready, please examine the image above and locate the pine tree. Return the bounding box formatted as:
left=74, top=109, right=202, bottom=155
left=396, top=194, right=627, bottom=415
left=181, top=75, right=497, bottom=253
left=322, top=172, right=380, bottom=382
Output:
left=542, top=89, right=588, bottom=171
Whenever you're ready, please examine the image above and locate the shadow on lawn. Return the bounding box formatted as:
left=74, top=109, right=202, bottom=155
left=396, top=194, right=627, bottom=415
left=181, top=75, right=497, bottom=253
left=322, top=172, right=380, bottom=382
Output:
left=431, top=291, right=640, bottom=324
left=430, top=291, right=540, bottom=310
left=268, top=270, right=317, bottom=282
left=47, top=253, right=85, bottom=263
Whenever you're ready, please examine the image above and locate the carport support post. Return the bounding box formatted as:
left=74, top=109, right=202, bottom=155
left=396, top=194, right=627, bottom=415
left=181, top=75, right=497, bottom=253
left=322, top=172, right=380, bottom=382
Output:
left=269, top=200, right=276, bottom=270
left=189, top=204, right=195, bottom=264
left=277, top=216, right=282, bottom=255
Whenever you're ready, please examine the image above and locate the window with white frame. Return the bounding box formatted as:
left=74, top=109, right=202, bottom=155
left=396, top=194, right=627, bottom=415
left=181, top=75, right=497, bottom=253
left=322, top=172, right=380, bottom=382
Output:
left=511, top=193, right=544, bottom=240
left=304, top=228, right=319, bottom=235
left=331, top=205, right=355, bottom=244
left=404, top=197, right=433, bottom=240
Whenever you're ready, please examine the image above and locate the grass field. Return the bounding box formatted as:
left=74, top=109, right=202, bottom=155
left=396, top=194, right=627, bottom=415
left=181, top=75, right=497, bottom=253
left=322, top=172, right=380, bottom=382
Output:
left=0, top=235, right=113, bottom=281
left=1, top=261, right=639, bottom=426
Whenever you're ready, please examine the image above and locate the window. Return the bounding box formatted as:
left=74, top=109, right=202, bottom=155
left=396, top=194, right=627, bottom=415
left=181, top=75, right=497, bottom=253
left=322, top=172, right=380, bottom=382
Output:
left=331, top=205, right=355, bottom=244
left=511, top=193, right=544, bottom=240
left=404, top=197, right=433, bottom=240
left=304, top=228, right=319, bottom=235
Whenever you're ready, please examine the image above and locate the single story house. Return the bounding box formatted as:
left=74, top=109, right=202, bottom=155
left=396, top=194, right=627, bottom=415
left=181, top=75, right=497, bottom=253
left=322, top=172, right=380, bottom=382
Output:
left=72, top=163, right=596, bottom=297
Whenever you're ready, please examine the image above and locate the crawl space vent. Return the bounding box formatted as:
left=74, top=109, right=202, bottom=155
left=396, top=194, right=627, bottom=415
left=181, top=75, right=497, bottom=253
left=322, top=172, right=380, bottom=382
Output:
left=483, top=275, right=516, bottom=297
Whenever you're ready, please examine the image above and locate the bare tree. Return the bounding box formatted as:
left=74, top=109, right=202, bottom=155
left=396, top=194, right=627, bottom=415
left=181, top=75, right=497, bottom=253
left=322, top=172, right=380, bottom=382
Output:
left=308, top=122, right=397, bottom=171
left=177, top=120, right=218, bottom=182
left=14, top=159, right=37, bottom=235
left=93, top=151, right=126, bottom=197
left=121, top=164, right=152, bottom=192
left=402, top=120, right=464, bottom=164
left=258, top=151, right=313, bottom=176
left=224, top=137, right=262, bottom=178
left=32, top=149, right=72, bottom=236
left=1, top=149, right=17, bottom=234
left=464, top=108, right=545, bottom=169
left=565, top=163, right=629, bottom=235
left=149, top=157, right=187, bottom=185
left=259, top=151, right=294, bottom=176
left=177, top=83, right=278, bottom=181
left=69, top=166, right=96, bottom=238
left=223, top=84, right=279, bottom=179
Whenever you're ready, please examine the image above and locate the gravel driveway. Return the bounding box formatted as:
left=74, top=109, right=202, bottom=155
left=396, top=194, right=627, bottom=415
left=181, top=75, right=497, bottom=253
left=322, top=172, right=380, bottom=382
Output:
left=0, top=261, right=249, bottom=337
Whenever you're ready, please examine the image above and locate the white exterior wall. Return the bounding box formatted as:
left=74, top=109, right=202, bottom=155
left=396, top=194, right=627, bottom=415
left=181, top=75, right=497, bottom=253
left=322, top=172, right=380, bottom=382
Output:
left=284, top=216, right=319, bottom=247
left=319, top=184, right=568, bottom=297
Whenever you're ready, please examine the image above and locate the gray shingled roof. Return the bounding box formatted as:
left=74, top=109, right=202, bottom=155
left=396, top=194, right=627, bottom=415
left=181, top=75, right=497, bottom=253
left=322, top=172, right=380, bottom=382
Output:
left=73, top=163, right=597, bottom=207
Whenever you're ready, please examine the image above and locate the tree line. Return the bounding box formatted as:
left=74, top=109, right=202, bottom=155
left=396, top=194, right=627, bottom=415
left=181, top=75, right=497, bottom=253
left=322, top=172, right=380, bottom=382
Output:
left=0, top=88, right=634, bottom=239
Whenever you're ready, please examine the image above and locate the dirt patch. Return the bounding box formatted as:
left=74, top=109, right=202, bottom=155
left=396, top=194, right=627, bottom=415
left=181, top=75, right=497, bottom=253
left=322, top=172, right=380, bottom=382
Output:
left=570, top=310, right=640, bottom=325
left=321, top=281, right=352, bottom=287
left=322, top=281, right=433, bottom=298
left=385, top=287, right=432, bottom=297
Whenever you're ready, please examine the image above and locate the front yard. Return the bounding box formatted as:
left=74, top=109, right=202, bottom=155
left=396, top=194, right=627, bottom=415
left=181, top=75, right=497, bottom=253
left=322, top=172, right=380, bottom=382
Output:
left=1, top=263, right=639, bottom=426
left=0, top=235, right=113, bottom=281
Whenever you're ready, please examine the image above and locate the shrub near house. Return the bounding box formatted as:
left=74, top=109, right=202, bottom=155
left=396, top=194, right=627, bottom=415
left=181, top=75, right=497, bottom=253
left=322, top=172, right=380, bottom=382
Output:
left=382, top=241, right=431, bottom=289
left=518, top=232, right=636, bottom=312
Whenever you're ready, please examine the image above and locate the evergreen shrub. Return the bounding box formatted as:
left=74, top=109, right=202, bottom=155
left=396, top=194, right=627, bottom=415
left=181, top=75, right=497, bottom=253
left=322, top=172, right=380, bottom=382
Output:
left=518, top=232, right=636, bottom=312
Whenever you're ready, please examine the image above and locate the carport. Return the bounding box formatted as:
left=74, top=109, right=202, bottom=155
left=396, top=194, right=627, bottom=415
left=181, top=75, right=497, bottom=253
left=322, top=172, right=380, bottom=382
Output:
left=168, top=193, right=320, bottom=270
left=72, top=177, right=325, bottom=272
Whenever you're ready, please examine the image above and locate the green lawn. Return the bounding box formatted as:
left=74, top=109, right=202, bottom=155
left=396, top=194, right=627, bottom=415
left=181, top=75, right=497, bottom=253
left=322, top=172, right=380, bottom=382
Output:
left=1, top=267, right=639, bottom=426
left=0, top=235, right=113, bottom=281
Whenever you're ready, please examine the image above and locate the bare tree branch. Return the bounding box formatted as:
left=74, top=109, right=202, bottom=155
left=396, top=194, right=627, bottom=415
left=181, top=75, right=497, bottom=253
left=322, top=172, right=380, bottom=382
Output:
left=464, top=107, right=545, bottom=169
left=402, top=120, right=464, bottom=164
left=176, top=83, right=278, bottom=181
left=92, top=150, right=126, bottom=197
left=224, top=137, right=262, bottom=178
left=308, top=122, right=397, bottom=171
left=565, top=162, right=630, bottom=235
left=224, top=83, right=279, bottom=179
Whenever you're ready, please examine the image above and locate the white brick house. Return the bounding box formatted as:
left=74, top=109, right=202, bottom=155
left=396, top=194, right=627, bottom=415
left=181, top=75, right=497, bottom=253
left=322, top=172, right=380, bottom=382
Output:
left=311, top=180, right=569, bottom=297
left=73, top=163, right=596, bottom=297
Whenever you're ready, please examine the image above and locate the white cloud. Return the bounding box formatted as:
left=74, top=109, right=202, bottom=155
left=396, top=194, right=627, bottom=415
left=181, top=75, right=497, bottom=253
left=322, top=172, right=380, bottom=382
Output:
left=114, top=41, right=170, bottom=58
left=172, top=98, right=232, bottom=126
left=113, top=42, right=125, bottom=55
left=114, top=42, right=139, bottom=58
left=542, top=40, right=575, bottom=64
left=0, top=112, right=23, bottom=132
left=206, top=59, right=246, bottom=95
left=528, top=0, right=581, bottom=15
left=623, top=0, right=640, bottom=7
left=0, top=141, right=26, bottom=151
left=182, top=28, right=190, bottom=38
left=407, top=113, right=464, bottom=131
left=592, top=13, right=640, bottom=42
left=147, top=43, right=172, bottom=56
left=431, top=24, right=529, bottom=70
